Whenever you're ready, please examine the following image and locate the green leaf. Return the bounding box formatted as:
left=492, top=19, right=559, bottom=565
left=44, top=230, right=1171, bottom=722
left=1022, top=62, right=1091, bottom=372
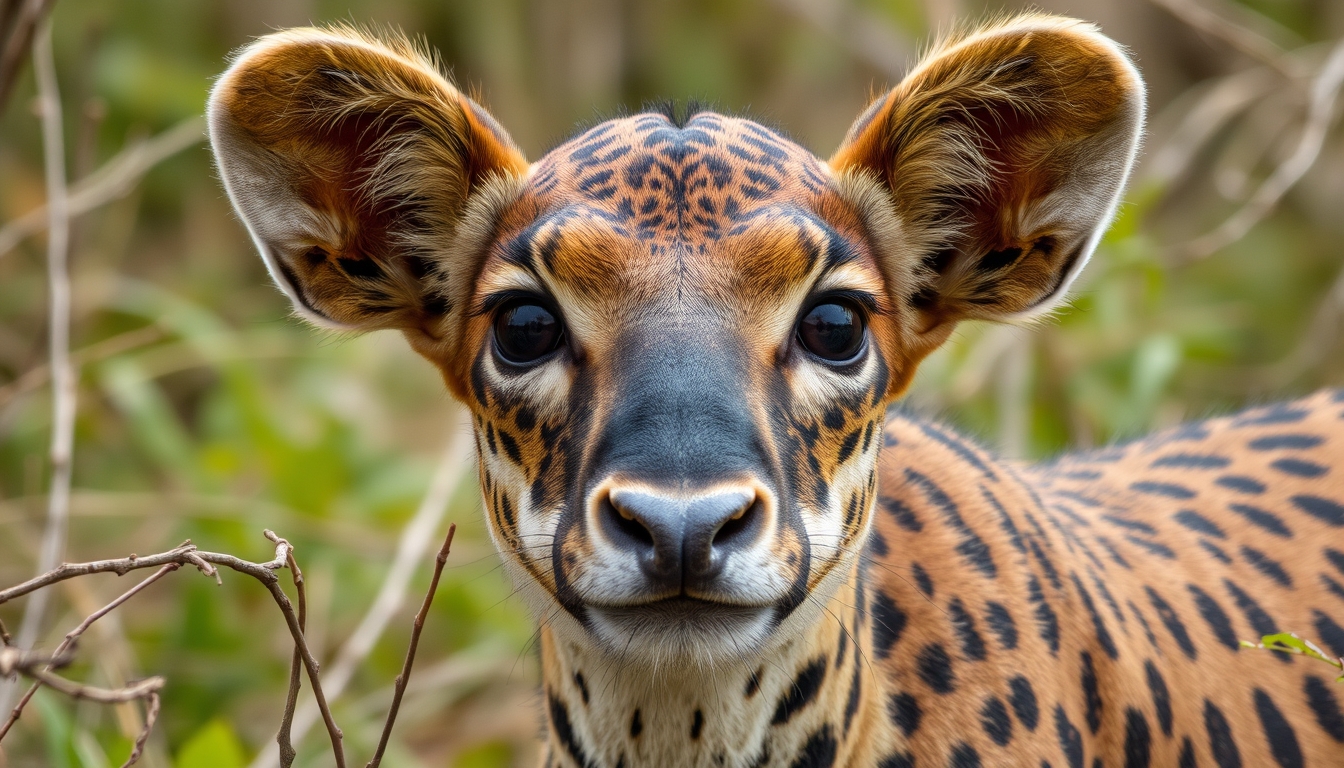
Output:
left=175, top=719, right=247, bottom=768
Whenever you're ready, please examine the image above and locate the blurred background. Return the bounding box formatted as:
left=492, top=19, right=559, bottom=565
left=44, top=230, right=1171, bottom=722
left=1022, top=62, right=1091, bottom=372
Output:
left=0, top=0, right=1341, bottom=765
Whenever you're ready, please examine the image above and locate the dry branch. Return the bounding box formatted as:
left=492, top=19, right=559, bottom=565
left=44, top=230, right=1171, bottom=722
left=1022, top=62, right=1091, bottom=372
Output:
left=0, top=0, right=56, bottom=113
left=0, top=115, right=205, bottom=260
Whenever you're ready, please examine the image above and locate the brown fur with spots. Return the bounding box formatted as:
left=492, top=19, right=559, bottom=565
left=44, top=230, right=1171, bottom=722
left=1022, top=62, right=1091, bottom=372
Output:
left=208, top=15, right=1344, bottom=768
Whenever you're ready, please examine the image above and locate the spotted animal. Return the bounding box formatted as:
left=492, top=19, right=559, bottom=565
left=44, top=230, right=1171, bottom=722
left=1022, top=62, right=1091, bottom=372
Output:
left=207, top=15, right=1344, bottom=767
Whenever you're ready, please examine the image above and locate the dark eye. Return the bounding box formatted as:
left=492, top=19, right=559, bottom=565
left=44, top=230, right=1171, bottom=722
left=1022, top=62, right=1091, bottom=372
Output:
left=797, top=301, right=865, bottom=362
left=494, top=301, right=563, bottom=364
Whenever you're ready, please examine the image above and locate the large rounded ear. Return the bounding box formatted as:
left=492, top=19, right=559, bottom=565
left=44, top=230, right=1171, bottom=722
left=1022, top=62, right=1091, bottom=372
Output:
left=829, top=16, right=1144, bottom=330
left=208, top=27, right=528, bottom=339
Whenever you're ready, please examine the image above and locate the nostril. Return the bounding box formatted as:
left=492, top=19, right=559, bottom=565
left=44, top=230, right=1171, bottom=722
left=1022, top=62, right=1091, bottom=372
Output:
left=602, top=497, right=655, bottom=548
left=711, top=499, right=762, bottom=549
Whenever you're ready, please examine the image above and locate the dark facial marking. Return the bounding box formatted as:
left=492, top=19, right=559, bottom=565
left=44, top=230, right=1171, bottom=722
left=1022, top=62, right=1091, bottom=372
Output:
left=788, top=725, right=837, bottom=768
left=548, top=693, right=593, bottom=768
left=574, top=671, right=590, bottom=705
left=871, top=591, right=908, bottom=660
left=691, top=709, right=704, bottom=739
left=948, top=598, right=987, bottom=661
left=771, top=656, right=828, bottom=726
left=912, top=563, right=934, bottom=597
left=842, top=661, right=861, bottom=735
left=949, top=743, right=982, bottom=768
left=630, top=708, right=643, bottom=738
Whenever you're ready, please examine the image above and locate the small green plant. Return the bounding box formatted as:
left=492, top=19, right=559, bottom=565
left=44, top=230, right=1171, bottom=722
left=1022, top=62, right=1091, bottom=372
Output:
left=1242, top=633, right=1344, bottom=683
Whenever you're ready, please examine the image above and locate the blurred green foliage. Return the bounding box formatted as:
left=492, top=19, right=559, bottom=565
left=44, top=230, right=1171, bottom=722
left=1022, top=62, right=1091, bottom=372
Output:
left=1, top=0, right=1342, bottom=765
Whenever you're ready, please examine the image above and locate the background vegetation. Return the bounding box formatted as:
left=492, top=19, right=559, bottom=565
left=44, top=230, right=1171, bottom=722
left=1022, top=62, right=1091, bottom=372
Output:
left=0, top=0, right=1341, bottom=765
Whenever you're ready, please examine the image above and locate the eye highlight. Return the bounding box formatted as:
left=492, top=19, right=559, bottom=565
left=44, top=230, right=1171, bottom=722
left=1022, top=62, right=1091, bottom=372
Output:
left=796, top=300, right=865, bottom=363
left=494, top=300, right=563, bottom=364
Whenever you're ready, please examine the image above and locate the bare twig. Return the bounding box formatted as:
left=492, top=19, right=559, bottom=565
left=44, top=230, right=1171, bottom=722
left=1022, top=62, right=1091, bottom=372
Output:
left=366, top=524, right=456, bottom=768
left=1181, top=40, right=1344, bottom=259
left=0, top=647, right=162, bottom=704
left=0, top=563, right=177, bottom=741
left=277, top=546, right=307, bottom=768
left=1148, top=0, right=1303, bottom=79
left=123, top=692, right=159, bottom=768
left=0, top=115, right=205, bottom=259
left=0, top=533, right=347, bottom=767
left=2, top=16, right=74, bottom=717
left=249, top=422, right=473, bottom=768
left=0, top=0, right=56, bottom=114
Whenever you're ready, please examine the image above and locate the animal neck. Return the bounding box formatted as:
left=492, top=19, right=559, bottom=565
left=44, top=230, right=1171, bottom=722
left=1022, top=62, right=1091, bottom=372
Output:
left=537, top=562, right=875, bottom=768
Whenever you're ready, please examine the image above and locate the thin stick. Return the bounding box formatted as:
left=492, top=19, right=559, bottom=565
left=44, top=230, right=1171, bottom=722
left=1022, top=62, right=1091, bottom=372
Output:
left=1148, top=0, right=1302, bottom=79
left=0, top=115, right=205, bottom=259
left=366, top=524, right=456, bottom=768
left=1182, top=39, right=1344, bottom=259
left=121, top=691, right=159, bottom=768
left=0, top=0, right=56, bottom=114
left=249, top=423, right=472, bottom=768
left=3, top=16, right=75, bottom=717
left=0, top=563, right=178, bottom=742
left=276, top=545, right=307, bottom=768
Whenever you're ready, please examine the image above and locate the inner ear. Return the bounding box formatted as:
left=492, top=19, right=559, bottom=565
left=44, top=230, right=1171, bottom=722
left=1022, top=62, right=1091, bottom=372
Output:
left=208, top=27, right=529, bottom=337
left=830, top=15, right=1145, bottom=329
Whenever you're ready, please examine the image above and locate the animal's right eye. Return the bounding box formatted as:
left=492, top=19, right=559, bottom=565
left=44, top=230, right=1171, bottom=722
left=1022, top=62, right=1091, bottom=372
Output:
left=494, top=301, right=563, bottom=365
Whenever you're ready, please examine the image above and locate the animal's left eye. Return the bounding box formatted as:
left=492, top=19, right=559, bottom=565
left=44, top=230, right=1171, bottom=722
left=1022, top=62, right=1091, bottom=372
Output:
left=797, top=300, right=865, bottom=363
left=494, top=301, right=563, bottom=364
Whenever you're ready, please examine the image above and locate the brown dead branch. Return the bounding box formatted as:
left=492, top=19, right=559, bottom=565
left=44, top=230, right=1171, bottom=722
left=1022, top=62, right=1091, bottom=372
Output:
left=0, top=0, right=56, bottom=114
left=0, top=525, right=459, bottom=767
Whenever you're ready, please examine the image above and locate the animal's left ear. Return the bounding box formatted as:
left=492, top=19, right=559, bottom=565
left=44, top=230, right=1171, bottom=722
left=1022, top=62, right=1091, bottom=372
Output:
left=829, top=16, right=1144, bottom=328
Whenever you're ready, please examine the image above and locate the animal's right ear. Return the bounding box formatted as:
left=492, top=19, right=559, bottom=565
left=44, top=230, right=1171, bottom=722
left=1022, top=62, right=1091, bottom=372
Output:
left=208, top=27, right=528, bottom=343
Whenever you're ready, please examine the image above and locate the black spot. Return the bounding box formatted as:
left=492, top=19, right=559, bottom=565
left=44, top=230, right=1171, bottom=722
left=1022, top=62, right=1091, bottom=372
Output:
left=1144, top=660, right=1173, bottom=736
left=949, top=598, right=987, bottom=661
left=1205, top=699, right=1242, bottom=768
left=1240, top=545, right=1293, bottom=587
left=1272, top=458, right=1328, bottom=478
left=1008, top=676, right=1039, bottom=730
left=1178, top=737, right=1196, bottom=768
left=1130, top=481, right=1196, bottom=499
left=788, top=725, right=837, bottom=768
left=985, top=602, right=1018, bottom=650
left=1313, top=610, right=1344, bottom=657
left=1126, top=534, right=1177, bottom=559
left=1249, top=434, right=1324, bottom=450
left=1292, top=495, right=1344, bottom=526
left=1152, top=453, right=1230, bottom=469
left=880, top=496, right=923, bottom=532
left=1215, top=475, right=1266, bottom=494
left=949, top=743, right=982, bottom=768
left=745, top=668, right=761, bottom=698
left=917, top=644, right=956, bottom=694
left=1175, top=510, right=1226, bottom=538
left=835, top=622, right=849, bottom=670
left=1253, top=689, right=1303, bottom=768
left=918, top=422, right=998, bottom=480
left=1226, top=503, right=1291, bottom=537
left=1130, top=601, right=1159, bottom=651
left=979, top=245, right=1023, bottom=272
left=1221, top=578, right=1286, bottom=662
left=1073, top=573, right=1119, bottom=659
left=1200, top=539, right=1233, bottom=564
left=872, top=591, right=908, bottom=659
left=982, top=696, right=1013, bottom=746
left=549, top=693, right=593, bottom=768
left=888, top=692, right=921, bottom=736
left=497, top=429, right=523, bottom=464
left=772, top=656, right=827, bottom=725
left=337, top=255, right=384, bottom=279
left=1147, top=586, right=1198, bottom=659
left=904, top=468, right=996, bottom=578
left=1235, top=405, right=1309, bottom=425
left=691, top=709, right=704, bottom=739
left=1080, top=651, right=1103, bottom=733
left=630, top=708, right=643, bottom=738
left=913, top=563, right=934, bottom=597
left=1304, top=675, right=1344, bottom=742
left=1187, top=584, right=1239, bottom=651
left=878, top=754, right=914, bottom=768
left=1123, top=708, right=1151, bottom=768
left=1056, top=705, right=1084, bottom=768
left=573, top=672, right=589, bottom=704
left=1102, top=514, right=1158, bottom=534
left=1327, top=547, right=1344, bottom=576
left=1027, top=575, right=1061, bottom=654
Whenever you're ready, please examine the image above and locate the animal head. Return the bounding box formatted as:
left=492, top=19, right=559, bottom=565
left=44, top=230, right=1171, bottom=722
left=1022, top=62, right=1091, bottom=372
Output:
left=208, top=16, right=1143, bottom=664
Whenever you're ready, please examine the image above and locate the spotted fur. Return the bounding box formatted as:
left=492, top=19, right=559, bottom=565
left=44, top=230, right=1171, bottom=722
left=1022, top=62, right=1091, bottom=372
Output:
left=208, top=15, right=1344, bottom=768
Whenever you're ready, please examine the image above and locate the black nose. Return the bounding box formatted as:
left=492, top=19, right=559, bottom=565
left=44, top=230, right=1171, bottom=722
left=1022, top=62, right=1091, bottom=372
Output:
left=600, top=488, right=763, bottom=591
